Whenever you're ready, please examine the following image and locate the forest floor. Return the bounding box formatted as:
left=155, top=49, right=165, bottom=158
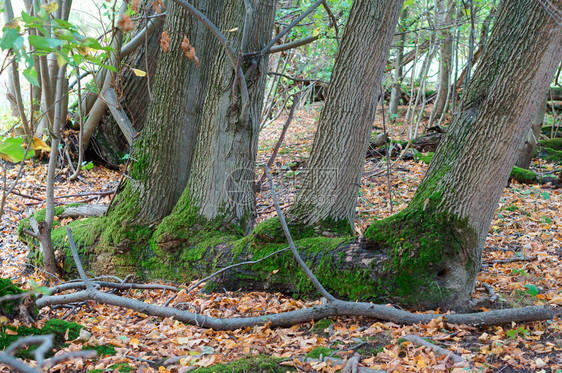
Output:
left=1, top=104, right=561, bottom=372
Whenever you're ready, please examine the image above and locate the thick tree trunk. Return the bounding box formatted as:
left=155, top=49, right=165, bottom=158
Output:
left=433, top=0, right=455, bottom=119
left=389, top=9, right=407, bottom=118
left=154, top=0, right=276, bottom=239
left=365, top=0, right=562, bottom=310
left=287, top=0, right=404, bottom=230
left=103, top=0, right=221, bottom=235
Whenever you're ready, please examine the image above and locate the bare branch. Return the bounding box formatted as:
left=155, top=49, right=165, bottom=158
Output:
left=260, top=0, right=325, bottom=55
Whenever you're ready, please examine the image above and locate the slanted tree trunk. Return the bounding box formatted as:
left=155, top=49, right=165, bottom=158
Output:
left=365, top=0, right=562, bottom=310
left=389, top=8, right=408, bottom=118
left=433, top=0, right=455, bottom=119
left=515, top=100, right=547, bottom=169
left=287, top=0, right=404, bottom=230
left=154, top=0, right=276, bottom=243
left=91, top=2, right=164, bottom=166
left=101, top=0, right=221, bottom=243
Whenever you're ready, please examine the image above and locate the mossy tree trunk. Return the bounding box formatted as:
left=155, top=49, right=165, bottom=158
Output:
left=155, top=0, right=275, bottom=240
left=365, top=0, right=562, bottom=310
left=102, top=0, right=221, bottom=241
left=287, top=0, right=404, bottom=230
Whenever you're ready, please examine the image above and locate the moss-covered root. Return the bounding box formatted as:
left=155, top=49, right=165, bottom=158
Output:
left=364, top=207, right=478, bottom=310
left=510, top=166, right=538, bottom=184
left=0, top=278, right=26, bottom=319
left=540, top=138, right=562, bottom=150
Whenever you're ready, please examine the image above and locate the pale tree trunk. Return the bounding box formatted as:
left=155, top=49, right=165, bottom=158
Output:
left=433, top=0, right=455, bottom=119
left=104, top=0, right=221, bottom=231
left=366, top=0, right=562, bottom=310
left=515, top=100, right=547, bottom=169
left=92, top=1, right=165, bottom=166
left=389, top=8, right=407, bottom=118
left=159, top=0, right=276, bottom=236
left=287, top=0, right=404, bottom=230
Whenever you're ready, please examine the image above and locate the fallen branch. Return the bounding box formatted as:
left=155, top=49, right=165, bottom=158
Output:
left=402, top=334, right=467, bottom=366
left=0, top=335, right=96, bottom=373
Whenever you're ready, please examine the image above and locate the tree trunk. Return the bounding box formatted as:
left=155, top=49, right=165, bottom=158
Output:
left=287, top=0, right=404, bottom=230
left=91, top=2, right=164, bottom=166
left=389, top=8, right=407, bottom=118
left=433, top=0, right=455, bottom=119
left=154, top=0, right=276, bottom=240
left=102, top=0, right=221, bottom=239
left=515, top=100, right=546, bottom=169
left=365, top=0, right=562, bottom=310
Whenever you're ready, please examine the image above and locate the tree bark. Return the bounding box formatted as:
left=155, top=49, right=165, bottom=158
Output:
left=91, top=3, right=164, bottom=166
left=104, top=0, right=222, bottom=231
left=433, top=0, right=455, bottom=119
left=515, top=100, right=546, bottom=169
left=155, top=0, right=276, bottom=237
left=287, top=0, right=404, bottom=229
left=365, top=0, right=562, bottom=310
left=389, top=8, right=407, bottom=118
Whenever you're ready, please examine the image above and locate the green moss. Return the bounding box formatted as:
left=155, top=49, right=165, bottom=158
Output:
left=540, top=138, right=562, bottom=150
left=364, top=203, right=477, bottom=307
left=192, top=355, right=292, bottom=373
left=306, top=347, right=335, bottom=359
left=82, top=344, right=117, bottom=357
left=0, top=278, right=24, bottom=317
left=311, top=318, right=333, bottom=333
left=17, top=206, right=66, bottom=246
left=418, top=152, right=434, bottom=165
left=510, top=166, right=538, bottom=183
left=0, top=319, right=83, bottom=359
left=541, top=147, right=562, bottom=163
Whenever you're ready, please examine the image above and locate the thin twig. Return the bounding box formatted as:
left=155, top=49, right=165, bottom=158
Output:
left=264, top=165, right=336, bottom=302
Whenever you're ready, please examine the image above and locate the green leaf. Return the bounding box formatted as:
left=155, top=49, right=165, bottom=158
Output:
left=0, top=28, right=19, bottom=50
left=0, top=137, right=35, bottom=163
left=542, top=191, right=550, bottom=200
left=524, top=284, right=539, bottom=296
left=55, top=51, right=68, bottom=66
left=23, top=67, right=40, bottom=86
left=506, top=329, right=517, bottom=339
left=28, top=35, right=63, bottom=51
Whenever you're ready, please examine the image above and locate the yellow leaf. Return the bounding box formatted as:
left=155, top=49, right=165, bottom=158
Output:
left=226, top=27, right=238, bottom=32
left=132, top=68, right=147, bottom=77
left=130, top=337, right=140, bottom=348
left=40, top=1, right=59, bottom=14
left=31, top=137, right=51, bottom=152
left=158, top=367, right=171, bottom=373
left=0, top=316, right=8, bottom=325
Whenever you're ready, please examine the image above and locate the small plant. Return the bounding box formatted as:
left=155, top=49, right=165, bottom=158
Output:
left=506, top=327, right=530, bottom=339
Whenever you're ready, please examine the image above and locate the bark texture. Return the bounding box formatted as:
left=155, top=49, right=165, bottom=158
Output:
left=434, top=0, right=455, bottom=118
left=515, top=101, right=546, bottom=169
left=288, top=0, right=404, bottom=228
left=106, top=0, right=221, bottom=229
left=389, top=9, right=407, bottom=117
left=169, top=0, right=276, bottom=233
left=366, top=0, right=562, bottom=309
